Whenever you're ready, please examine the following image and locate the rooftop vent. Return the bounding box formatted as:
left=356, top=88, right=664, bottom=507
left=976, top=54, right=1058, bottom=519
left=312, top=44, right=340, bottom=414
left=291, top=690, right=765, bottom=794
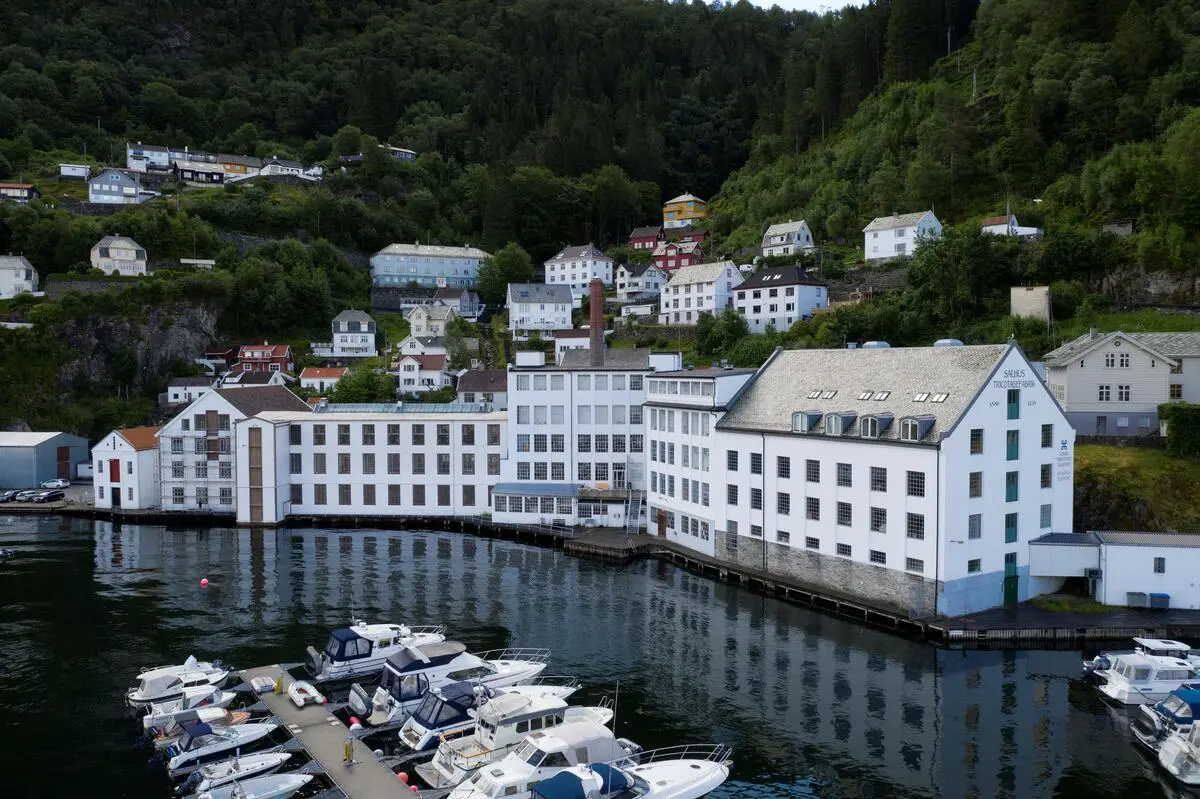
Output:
left=933, top=339, right=963, bottom=348
left=862, top=341, right=890, bottom=349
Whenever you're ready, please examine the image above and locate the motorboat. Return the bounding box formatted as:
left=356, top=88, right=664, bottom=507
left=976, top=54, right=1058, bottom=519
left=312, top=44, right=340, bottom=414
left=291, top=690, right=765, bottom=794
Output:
left=529, top=744, right=733, bottom=799
left=348, top=641, right=549, bottom=728
left=148, top=708, right=252, bottom=750
left=129, top=656, right=231, bottom=705
left=191, top=773, right=312, bottom=799
left=417, top=689, right=614, bottom=789
left=165, top=722, right=279, bottom=776
left=177, top=752, right=293, bottom=794
left=143, top=686, right=238, bottom=731
left=1132, top=685, right=1200, bottom=749
left=400, top=678, right=581, bottom=756
left=1086, top=638, right=1200, bottom=678
left=287, top=680, right=325, bottom=708
left=1098, top=653, right=1199, bottom=704
left=305, top=619, right=448, bottom=682
left=446, top=720, right=642, bottom=799
left=1160, top=724, right=1200, bottom=785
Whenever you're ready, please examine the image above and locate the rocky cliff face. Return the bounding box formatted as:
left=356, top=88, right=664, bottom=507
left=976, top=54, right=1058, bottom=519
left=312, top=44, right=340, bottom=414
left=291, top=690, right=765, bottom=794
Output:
left=52, top=303, right=219, bottom=392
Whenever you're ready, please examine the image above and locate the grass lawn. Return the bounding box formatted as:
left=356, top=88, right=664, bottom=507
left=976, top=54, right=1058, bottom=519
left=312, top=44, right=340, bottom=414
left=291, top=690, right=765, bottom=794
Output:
left=1030, top=595, right=1111, bottom=614
left=1075, top=444, right=1200, bottom=531
left=1060, top=310, right=1200, bottom=338
left=374, top=312, right=411, bottom=351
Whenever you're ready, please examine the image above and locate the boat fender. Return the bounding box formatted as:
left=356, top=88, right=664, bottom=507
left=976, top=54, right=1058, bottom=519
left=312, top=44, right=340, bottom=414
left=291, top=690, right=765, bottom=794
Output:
left=274, top=677, right=283, bottom=695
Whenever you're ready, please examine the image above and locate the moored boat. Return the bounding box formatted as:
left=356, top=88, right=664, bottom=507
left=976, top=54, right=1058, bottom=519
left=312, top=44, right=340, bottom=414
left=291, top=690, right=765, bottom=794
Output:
left=191, top=772, right=312, bottom=799
left=1097, top=652, right=1198, bottom=705
left=287, top=680, right=325, bottom=708
left=1086, top=638, right=1200, bottom=679
left=142, top=686, right=238, bottom=731
left=129, top=656, right=231, bottom=706
left=148, top=708, right=252, bottom=750
left=1159, top=724, right=1200, bottom=785
left=529, top=744, right=733, bottom=799
left=305, top=619, right=447, bottom=682
left=1132, top=685, right=1200, bottom=750
left=177, top=752, right=293, bottom=794
left=165, top=722, right=279, bottom=776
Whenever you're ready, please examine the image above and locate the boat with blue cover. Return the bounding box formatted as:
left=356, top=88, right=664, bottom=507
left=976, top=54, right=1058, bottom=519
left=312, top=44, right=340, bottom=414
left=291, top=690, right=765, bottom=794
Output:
left=1132, top=685, right=1200, bottom=749
left=529, top=745, right=733, bottom=799
left=164, top=721, right=279, bottom=776
left=305, top=619, right=447, bottom=682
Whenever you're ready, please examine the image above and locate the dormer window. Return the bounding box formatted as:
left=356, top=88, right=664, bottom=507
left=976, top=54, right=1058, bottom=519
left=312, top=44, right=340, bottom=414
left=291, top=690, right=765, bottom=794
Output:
left=900, top=419, right=920, bottom=441
left=861, top=417, right=879, bottom=438
left=792, top=411, right=822, bottom=433
left=824, top=414, right=842, bottom=435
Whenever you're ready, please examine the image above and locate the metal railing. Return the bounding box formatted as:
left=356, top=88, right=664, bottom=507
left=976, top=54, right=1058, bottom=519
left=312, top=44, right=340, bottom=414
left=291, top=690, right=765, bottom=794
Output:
left=477, top=647, right=551, bottom=664
left=619, top=742, right=733, bottom=766
left=406, top=624, right=449, bottom=638
left=524, top=674, right=581, bottom=691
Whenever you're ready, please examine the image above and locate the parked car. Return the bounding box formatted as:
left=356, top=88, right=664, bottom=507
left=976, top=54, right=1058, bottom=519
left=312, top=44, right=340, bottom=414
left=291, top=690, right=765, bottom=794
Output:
left=40, top=478, right=70, bottom=489
left=0, top=490, right=19, bottom=502
left=32, top=490, right=65, bottom=503
left=15, top=490, right=40, bottom=502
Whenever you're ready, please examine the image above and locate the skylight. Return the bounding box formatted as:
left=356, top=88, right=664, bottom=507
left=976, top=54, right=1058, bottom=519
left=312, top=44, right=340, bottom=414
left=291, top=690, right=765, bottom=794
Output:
left=858, top=391, right=873, bottom=400
left=821, top=390, right=837, bottom=399
left=873, top=392, right=890, bottom=400
left=913, top=393, right=929, bottom=402
left=807, top=390, right=821, bottom=399
left=930, top=393, right=949, bottom=403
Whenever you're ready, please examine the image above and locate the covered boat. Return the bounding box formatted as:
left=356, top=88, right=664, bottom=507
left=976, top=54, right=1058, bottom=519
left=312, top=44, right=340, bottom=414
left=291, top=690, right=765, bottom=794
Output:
left=529, top=746, right=733, bottom=799
left=177, top=752, right=293, bottom=794
left=1098, top=653, right=1198, bottom=705
left=165, top=722, right=279, bottom=776
left=1132, top=685, right=1200, bottom=749
left=148, top=708, right=252, bottom=749
left=305, top=620, right=447, bottom=681
left=129, top=656, right=231, bottom=706
left=143, top=686, right=237, bottom=731
left=192, top=772, right=312, bottom=799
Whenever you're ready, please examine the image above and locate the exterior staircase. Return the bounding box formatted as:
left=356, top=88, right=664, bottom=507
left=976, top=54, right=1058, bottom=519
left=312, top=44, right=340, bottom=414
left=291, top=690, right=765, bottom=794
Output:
left=625, top=491, right=642, bottom=535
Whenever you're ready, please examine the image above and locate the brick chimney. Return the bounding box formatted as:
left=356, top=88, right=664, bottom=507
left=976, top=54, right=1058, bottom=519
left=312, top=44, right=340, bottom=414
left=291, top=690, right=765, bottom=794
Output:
left=589, top=278, right=605, bottom=367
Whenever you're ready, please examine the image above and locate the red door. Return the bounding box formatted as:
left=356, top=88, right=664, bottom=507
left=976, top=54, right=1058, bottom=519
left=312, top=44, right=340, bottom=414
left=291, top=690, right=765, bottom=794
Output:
left=108, top=459, right=121, bottom=483
left=56, top=447, right=70, bottom=479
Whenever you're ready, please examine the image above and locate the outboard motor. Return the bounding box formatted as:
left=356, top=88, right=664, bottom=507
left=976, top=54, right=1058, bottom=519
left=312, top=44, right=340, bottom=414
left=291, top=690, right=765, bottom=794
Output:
left=305, top=646, right=325, bottom=679
left=177, top=771, right=202, bottom=795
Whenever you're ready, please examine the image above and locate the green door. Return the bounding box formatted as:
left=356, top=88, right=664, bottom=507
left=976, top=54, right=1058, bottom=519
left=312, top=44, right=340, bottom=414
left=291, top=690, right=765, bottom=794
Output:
left=1003, top=576, right=1019, bottom=605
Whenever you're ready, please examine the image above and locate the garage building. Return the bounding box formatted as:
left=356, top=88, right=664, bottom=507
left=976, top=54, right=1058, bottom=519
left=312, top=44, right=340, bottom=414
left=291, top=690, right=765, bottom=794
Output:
left=0, top=431, right=90, bottom=488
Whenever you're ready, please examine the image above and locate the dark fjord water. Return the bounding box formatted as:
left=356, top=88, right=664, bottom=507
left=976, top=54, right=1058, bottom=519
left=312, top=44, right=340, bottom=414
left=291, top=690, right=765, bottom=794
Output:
left=0, top=516, right=1188, bottom=798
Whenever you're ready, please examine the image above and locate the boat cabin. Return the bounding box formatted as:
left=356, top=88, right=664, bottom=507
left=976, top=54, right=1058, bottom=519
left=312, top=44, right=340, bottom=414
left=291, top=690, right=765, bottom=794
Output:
left=380, top=641, right=469, bottom=701
left=321, top=623, right=440, bottom=662
left=136, top=672, right=218, bottom=698
left=1137, top=638, right=1195, bottom=659
left=1111, top=653, right=1196, bottom=685
left=169, top=723, right=234, bottom=757
left=475, top=692, right=571, bottom=751
left=411, top=682, right=493, bottom=732
left=1157, top=687, right=1200, bottom=724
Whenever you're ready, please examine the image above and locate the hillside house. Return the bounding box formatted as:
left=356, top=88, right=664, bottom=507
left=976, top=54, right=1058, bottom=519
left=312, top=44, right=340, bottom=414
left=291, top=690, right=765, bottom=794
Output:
left=90, top=235, right=148, bottom=276
left=125, top=142, right=170, bottom=171
left=652, top=240, right=703, bottom=273
left=663, top=193, right=706, bottom=229
left=397, top=354, right=450, bottom=393
left=406, top=304, right=456, bottom=337
left=434, top=287, right=483, bottom=320
left=543, top=244, right=613, bottom=306
left=657, top=261, right=743, bottom=325
left=615, top=263, right=667, bottom=302
left=88, top=169, right=153, bottom=205
left=629, top=225, right=665, bottom=251
left=167, top=376, right=214, bottom=405
left=370, top=243, right=490, bottom=288
left=299, top=367, right=348, bottom=393
left=311, top=310, right=377, bottom=358
left=507, top=283, right=573, bottom=341
left=863, top=211, right=942, bottom=262
left=981, top=214, right=1044, bottom=239
left=0, top=255, right=37, bottom=299
left=456, top=369, right=508, bottom=409
left=734, top=265, right=828, bottom=333
left=234, top=343, right=295, bottom=374
left=761, top=220, right=815, bottom=258
left=0, top=183, right=40, bottom=204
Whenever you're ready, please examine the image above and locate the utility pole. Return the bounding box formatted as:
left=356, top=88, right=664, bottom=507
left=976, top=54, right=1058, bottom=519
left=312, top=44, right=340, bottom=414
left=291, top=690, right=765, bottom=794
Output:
left=947, top=26, right=952, bottom=56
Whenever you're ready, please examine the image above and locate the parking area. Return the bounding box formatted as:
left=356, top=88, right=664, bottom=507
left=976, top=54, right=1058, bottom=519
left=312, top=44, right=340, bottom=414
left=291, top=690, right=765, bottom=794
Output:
left=0, top=481, right=93, bottom=507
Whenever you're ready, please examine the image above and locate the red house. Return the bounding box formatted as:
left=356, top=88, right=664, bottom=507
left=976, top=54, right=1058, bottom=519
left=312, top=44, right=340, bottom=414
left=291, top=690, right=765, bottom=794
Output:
left=235, top=343, right=295, bottom=373
left=652, top=240, right=704, bottom=273
left=628, top=225, right=665, bottom=251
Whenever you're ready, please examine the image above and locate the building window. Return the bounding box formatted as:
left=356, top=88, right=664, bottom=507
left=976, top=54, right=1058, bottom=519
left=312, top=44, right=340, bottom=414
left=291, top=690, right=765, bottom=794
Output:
left=870, top=467, right=887, bottom=492
left=1098, top=384, right=1111, bottom=402
left=1006, top=430, right=1019, bottom=461
left=806, top=497, right=819, bottom=520
left=488, top=424, right=501, bottom=446
left=1006, top=471, right=1019, bottom=502
left=750, top=488, right=763, bottom=510
left=437, top=453, right=451, bottom=475
left=777, top=457, right=791, bottom=479
left=906, top=471, right=925, bottom=497
left=1041, top=424, right=1053, bottom=448
left=1118, top=384, right=1131, bottom=402
left=1171, top=384, right=1183, bottom=399
left=776, top=529, right=790, bottom=544
left=1040, top=463, right=1051, bottom=488
left=906, top=513, right=925, bottom=540
left=437, top=485, right=450, bottom=506
left=338, top=453, right=351, bottom=474
left=1040, top=503, right=1052, bottom=528
left=362, top=424, right=375, bottom=446
left=727, top=485, right=738, bottom=505
left=906, top=558, right=924, bottom=574
left=314, top=484, right=327, bottom=505
left=806, top=459, right=819, bottom=483
left=172, top=487, right=185, bottom=505
left=338, top=484, right=352, bottom=505
left=410, top=453, right=423, bottom=474
left=313, top=453, right=326, bottom=474
left=488, top=453, right=500, bottom=475
left=970, top=428, right=983, bottom=454
left=219, top=462, right=231, bottom=479
left=837, top=502, right=851, bottom=526
left=1155, top=557, right=1166, bottom=574
left=861, top=416, right=879, bottom=438
left=337, top=424, right=350, bottom=446
left=462, top=425, right=475, bottom=446
left=870, top=507, right=887, bottom=533
left=837, top=463, right=852, bottom=487
left=412, top=485, right=425, bottom=506
left=869, top=550, right=886, bottom=565
left=289, top=453, right=302, bottom=474
left=388, top=424, right=401, bottom=445
left=750, top=524, right=763, bottom=538
left=805, top=536, right=819, bottom=550
left=289, top=425, right=302, bottom=445
left=777, top=493, right=790, bottom=515
left=967, top=559, right=981, bottom=573
left=968, top=513, right=981, bottom=539
left=727, top=450, right=738, bottom=471
left=1007, top=389, right=1020, bottom=419
left=313, top=425, right=326, bottom=445
left=1005, top=512, right=1018, bottom=543
left=412, top=424, right=425, bottom=445
left=967, top=471, right=981, bottom=498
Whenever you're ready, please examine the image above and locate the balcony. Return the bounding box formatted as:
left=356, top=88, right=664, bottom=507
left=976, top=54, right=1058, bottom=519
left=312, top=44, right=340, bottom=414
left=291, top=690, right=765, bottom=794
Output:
left=310, top=342, right=334, bottom=357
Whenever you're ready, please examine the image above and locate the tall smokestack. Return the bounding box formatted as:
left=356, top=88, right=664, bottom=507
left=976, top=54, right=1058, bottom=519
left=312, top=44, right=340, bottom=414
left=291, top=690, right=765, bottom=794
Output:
left=589, top=278, right=605, bottom=367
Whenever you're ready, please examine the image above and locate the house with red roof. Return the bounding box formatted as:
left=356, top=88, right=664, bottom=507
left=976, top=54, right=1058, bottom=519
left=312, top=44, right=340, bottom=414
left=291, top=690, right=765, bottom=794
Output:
left=397, top=354, right=450, bottom=394
left=234, top=343, right=295, bottom=374
left=299, top=367, right=348, bottom=393
left=91, top=426, right=161, bottom=510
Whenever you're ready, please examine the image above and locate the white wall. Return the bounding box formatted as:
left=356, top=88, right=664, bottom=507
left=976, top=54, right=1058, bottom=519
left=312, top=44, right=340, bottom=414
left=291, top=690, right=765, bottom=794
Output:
left=1098, top=545, right=1200, bottom=608
left=1028, top=543, right=1099, bottom=577
left=508, top=299, right=572, bottom=339
left=1047, top=337, right=1166, bottom=416
left=159, top=392, right=243, bottom=510
left=92, top=434, right=160, bottom=510
left=646, top=395, right=721, bottom=556
left=167, top=385, right=211, bottom=405
left=737, top=283, right=828, bottom=333
left=0, top=262, right=36, bottom=299
left=864, top=215, right=941, bottom=262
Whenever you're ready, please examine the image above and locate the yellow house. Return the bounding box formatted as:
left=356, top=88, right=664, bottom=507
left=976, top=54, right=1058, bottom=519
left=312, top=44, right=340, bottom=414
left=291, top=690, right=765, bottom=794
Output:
left=663, top=193, right=706, bottom=229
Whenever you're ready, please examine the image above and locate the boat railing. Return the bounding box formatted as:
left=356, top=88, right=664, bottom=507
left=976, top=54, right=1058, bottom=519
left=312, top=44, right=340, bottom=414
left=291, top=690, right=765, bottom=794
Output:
left=407, top=624, right=449, bottom=638
left=477, top=648, right=551, bottom=664
left=438, top=733, right=509, bottom=769
left=616, top=743, right=734, bottom=766
left=524, top=674, right=581, bottom=690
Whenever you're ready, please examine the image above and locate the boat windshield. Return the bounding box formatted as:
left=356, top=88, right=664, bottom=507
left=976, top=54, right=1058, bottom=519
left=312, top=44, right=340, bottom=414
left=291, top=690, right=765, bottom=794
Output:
left=1162, top=695, right=1191, bottom=717
left=412, top=692, right=472, bottom=728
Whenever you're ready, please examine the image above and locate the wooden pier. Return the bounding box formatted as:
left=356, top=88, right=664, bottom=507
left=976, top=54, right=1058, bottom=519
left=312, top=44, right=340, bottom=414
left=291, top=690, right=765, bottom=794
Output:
left=237, top=665, right=408, bottom=799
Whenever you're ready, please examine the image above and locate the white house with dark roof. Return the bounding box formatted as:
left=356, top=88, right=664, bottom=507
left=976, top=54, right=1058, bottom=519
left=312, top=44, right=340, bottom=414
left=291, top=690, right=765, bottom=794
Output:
left=734, top=265, right=828, bottom=333
left=506, top=283, right=573, bottom=341
left=0, top=255, right=37, bottom=299
left=406, top=304, right=456, bottom=337
left=761, top=220, right=815, bottom=258
left=397, top=354, right=450, bottom=394
left=434, top=287, right=483, bottom=320
left=167, top=376, right=214, bottom=405
left=397, top=335, right=446, bottom=357
left=1042, top=329, right=1200, bottom=435
left=543, top=244, right=612, bottom=306
left=657, top=261, right=743, bottom=325
left=90, top=235, right=148, bottom=276
left=708, top=341, right=1073, bottom=617
left=615, top=263, right=667, bottom=302
left=863, top=211, right=942, bottom=262
left=328, top=310, right=377, bottom=358
left=88, top=169, right=153, bottom=205
left=456, top=369, right=508, bottom=409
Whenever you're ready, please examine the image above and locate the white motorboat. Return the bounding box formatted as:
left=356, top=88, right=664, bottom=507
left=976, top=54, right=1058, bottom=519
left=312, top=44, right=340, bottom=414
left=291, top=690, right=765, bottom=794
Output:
left=1160, top=724, right=1200, bottom=785
left=1086, top=638, right=1200, bottom=678
left=129, top=656, right=231, bottom=705
left=1098, top=652, right=1199, bottom=705
left=149, top=708, right=253, bottom=749
left=417, top=689, right=614, bottom=789
left=143, top=686, right=238, bottom=731
left=1132, top=685, right=1200, bottom=749
left=165, top=722, right=279, bottom=776
left=305, top=619, right=448, bottom=682
left=401, top=678, right=582, bottom=757
left=192, top=773, right=312, bottom=799
left=177, top=752, right=293, bottom=794
left=287, top=680, right=325, bottom=708
left=348, top=641, right=549, bottom=728
left=530, top=744, right=733, bottom=799
left=446, top=720, right=642, bottom=799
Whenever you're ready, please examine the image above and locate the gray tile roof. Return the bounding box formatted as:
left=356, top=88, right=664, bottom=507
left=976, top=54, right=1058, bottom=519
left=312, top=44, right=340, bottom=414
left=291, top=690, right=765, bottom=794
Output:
left=217, top=386, right=310, bottom=415
left=735, top=265, right=826, bottom=291
left=666, top=193, right=704, bottom=204
left=863, top=211, right=933, bottom=232
left=457, top=369, right=507, bottom=393
left=718, top=343, right=1012, bottom=444
left=619, top=263, right=659, bottom=278
left=0, top=255, right=33, bottom=272
left=763, top=220, right=809, bottom=237
left=546, top=244, right=608, bottom=263
left=664, top=261, right=737, bottom=287
left=507, top=283, right=573, bottom=304
left=629, top=226, right=662, bottom=239
left=410, top=304, right=456, bottom=321
left=374, top=243, right=490, bottom=259
left=1094, top=531, right=1200, bottom=548
left=1029, top=532, right=1100, bottom=546
left=559, top=348, right=651, bottom=370
left=170, top=376, right=215, bottom=387
left=1043, top=331, right=1187, bottom=366
left=333, top=309, right=374, bottom=324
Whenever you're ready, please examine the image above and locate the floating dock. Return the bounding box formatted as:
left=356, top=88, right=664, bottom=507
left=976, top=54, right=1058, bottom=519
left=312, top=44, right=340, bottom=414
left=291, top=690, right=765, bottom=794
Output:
left=237, top=665, right=409, bottom=799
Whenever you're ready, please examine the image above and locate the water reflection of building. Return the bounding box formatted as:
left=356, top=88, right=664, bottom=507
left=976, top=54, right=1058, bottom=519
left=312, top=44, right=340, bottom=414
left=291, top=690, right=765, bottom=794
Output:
left=86, top=525, right=1076, bottom=796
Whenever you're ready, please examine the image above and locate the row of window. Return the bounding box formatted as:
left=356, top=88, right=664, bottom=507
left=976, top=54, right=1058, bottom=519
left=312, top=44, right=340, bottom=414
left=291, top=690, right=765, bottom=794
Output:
left=97, top=486, right=135, bottom=502
left=291, top=483, right=477, bottom=507
left=170, top=486, right=233, bottom=505
left=647, top=380, right=715, bottom=397
left=968, top=466, right=1055, bottom=500
left=650, top=472, right=710, bottom=506
left=170, top=438, right=232, bottom=455
left=1096, top=384, right=1133, bottom=402
left=494, top=495, right=574, bottom=515
left=970, top=425, right=1055, bottom=454
left=650, top=441, right=709, bottom=470
left=723, top=521, right=929, bottom=573
left=574, top=434, right=643, bottom=453
left=738, top=286, right=803, bottom=300
left=169, top=461, right=233, bottom=479
left=515, top=405, right=642, bottom=426
left=289, top=452, right=500, bottom=477
left=288, top=422, right=500, bottom=448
